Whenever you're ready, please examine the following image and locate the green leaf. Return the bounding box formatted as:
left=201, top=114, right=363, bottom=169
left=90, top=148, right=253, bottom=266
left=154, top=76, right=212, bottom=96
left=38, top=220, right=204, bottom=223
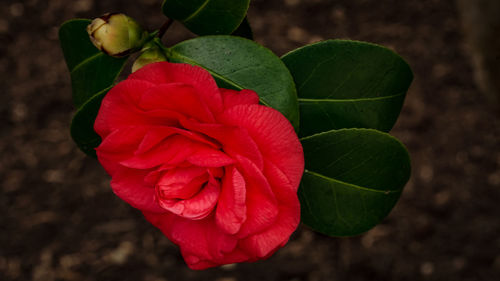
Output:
left=299, top=128, right=411, bottom=236
left=59, top=19, right=127, bottom=108
left=231, top=17, right=253, bottom=40
left=166, top=35, right=300, bottom=129
left=162, top=0, right=250, bottom=36
left=59, top=19, right=100, bottom=71
left=282, top=40, right=413, bottom=137
left=70, top=87, right=110, bottom=158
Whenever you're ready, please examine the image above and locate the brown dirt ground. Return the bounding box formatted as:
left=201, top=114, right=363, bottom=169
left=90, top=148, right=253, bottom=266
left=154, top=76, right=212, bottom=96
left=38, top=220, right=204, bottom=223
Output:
left=1, top=0, right=499, bottom=280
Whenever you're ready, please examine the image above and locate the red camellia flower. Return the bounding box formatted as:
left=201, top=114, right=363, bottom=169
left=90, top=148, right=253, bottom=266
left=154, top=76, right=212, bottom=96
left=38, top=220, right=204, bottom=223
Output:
left=94, top=62, right=304, bottom=269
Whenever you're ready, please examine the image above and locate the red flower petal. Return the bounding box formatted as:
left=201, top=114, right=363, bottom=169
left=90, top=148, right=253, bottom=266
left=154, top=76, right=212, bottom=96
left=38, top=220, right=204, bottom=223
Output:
left=180, top=119, right=264, bottom=170
left=239, top=200, right=300, bottom=258
left=219, top=104, right=304, bottom=189
left=110, top=167, right=165, bottom=213
left=143, top=212, right=250, bottom=269
left=239, top=160, right=300, bottom=257
left=156, top=176, right=220, bottom=220
left=187, top=148, right=235, bottom=167
left=120, top=135, right=210, bottom=169
left=235, top=155, right=278, bottom=238
left=215, top=166, right=247, bottom=235
left=96, top=126, right=148, bottom=167
left=129, top=62, right=223, bottom=114
left=135, top=126, right=220, bottom=155
left=139, top=83, right=215, bottom=123
left=95, top=79, right=156, bottom=137
left=156, top=166, right=208, bottom=199
left=220, top=88, right=259, bottom=108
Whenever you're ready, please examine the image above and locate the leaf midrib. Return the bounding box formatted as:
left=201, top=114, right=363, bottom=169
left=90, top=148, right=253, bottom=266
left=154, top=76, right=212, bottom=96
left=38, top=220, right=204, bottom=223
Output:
left=304, top=169, right=402, bottom=194
left=182, top=0, right=211, bottom=23
left=70, top=52, right=101, bottom=74
left=298, top=91, right=405, bottom=103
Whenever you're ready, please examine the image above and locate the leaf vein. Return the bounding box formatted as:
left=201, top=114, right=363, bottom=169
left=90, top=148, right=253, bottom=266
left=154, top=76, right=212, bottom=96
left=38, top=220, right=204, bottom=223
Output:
left=182, top=0, right=211, bottom=23
left=304, top=170, right=401, bottom=194
left=297, top=54, right=339, bottom=93
left=332, top=182, right=353, bottom=227
left=326, top=60, right=362, bottom=98
left=298, top=91, right=405, bottom=102
left=70, top=52, right=102, bottom=74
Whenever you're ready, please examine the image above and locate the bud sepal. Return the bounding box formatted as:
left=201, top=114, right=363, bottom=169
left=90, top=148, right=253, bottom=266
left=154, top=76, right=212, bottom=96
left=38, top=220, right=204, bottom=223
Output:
left=132, top=39, right=168, bottom=72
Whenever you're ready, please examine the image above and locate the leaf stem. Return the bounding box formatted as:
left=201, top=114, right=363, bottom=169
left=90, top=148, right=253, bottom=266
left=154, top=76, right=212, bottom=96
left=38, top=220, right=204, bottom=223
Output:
left=158, top=18, right=174, bottom=39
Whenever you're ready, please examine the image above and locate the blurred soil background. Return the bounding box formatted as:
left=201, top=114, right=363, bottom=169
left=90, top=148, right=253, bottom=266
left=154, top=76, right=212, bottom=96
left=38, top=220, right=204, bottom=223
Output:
left=1, top=0, right=499, bottom=280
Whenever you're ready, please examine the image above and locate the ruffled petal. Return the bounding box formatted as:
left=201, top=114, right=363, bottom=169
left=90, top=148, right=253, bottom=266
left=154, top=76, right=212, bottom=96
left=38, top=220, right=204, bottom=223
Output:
left=235, top=155, right=278, bottom=238
left=239, top=199, right=299, bottom=258
left=128, top=62, right=223, bottom=114
left=187, top=147, right=235, bottom=167
left=181, top=119, right=264, bottom=170
left=215, top=166, right=247, bottom=235
left=157, top=176, right=220, bottom=220
left=139, top=83, right=215, bottom=123
left=120, top=135, right=208, bottom=169
left=143, top=212, right=250, bottom=270
left=110, top=167, right=165, bottom=213
left=219, top=104, right=304, bottom=189
left=94, top=79, right=156, bottom=137
left=156, top=166, right=208, bottom=199
left=239, top=160, right=300, bottom=257
left=96, top=126, right=148, bottom=165
left=135, top=126, right=220, bottom=155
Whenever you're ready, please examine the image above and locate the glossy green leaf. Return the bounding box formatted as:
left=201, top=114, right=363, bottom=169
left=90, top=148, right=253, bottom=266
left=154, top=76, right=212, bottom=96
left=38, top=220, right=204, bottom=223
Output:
left=282, top=40, right=413, bottom=137
left=70, top=87, right=110, bottom=158
left=59, top=19, right=127, bottom=108
left=162, top=0, right=250, bottom=35
left=231, top=17, right=253, bottom=40
left=166, top=35, right=300, bottom=128
left=299, top=128, right=411, bottom=236
left=60, top=19, right=100, bottom=71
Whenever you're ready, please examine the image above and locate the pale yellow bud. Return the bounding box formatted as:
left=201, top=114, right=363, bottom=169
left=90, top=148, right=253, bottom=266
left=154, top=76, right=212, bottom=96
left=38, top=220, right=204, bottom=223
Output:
left=87, top=13, right=148, bottom=57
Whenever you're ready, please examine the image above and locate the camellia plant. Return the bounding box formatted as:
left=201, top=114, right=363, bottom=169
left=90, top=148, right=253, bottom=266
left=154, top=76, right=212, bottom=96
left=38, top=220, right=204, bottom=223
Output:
left=60, top=0, right=412, bottom=270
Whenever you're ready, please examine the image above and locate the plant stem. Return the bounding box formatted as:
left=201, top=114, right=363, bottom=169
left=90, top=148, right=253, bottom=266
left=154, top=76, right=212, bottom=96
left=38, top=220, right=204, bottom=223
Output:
left=158, top=18, right=174, bottom=39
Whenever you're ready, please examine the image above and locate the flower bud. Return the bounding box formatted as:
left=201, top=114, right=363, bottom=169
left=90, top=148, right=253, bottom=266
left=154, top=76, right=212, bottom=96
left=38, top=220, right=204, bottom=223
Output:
left=87, top=13, right=148, bottom=57
left=132, top=41, right=167, bottom=72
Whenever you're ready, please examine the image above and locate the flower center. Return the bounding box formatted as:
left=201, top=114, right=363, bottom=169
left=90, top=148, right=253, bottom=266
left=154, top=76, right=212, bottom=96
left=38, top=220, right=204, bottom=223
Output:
left=154, top=166, right=224, bottom=220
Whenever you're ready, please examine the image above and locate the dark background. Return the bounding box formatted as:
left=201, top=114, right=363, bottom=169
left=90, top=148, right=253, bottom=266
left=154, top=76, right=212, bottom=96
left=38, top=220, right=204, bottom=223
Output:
left=1, top=0, right=499, bottom=280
